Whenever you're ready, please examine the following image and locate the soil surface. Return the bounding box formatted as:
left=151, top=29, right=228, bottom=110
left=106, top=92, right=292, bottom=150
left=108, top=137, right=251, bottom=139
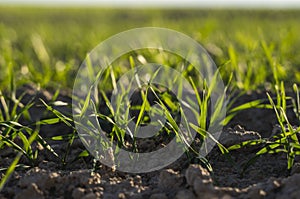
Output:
left=1, top=84, right=300, bottom=199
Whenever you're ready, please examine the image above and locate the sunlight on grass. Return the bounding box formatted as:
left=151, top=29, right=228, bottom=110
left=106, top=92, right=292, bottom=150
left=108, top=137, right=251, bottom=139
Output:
left=0, top=7, right=300, bottom=190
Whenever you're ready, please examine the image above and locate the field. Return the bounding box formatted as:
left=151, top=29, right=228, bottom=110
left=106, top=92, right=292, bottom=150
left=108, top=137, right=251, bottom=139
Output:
left=1, top=7, right=300, bottom=198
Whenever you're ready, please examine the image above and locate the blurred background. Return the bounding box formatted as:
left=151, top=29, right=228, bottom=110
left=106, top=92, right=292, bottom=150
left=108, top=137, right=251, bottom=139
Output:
left=2, top=0, right=300, bottom=8
left=0, top=0, right=300, bottom=91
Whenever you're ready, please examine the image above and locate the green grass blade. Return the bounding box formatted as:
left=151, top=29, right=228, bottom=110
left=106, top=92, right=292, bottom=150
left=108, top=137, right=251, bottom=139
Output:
left=0, top=152, right=22, bottom=191
left=40, top=99, right=74, bottom=128
left=36, top=118, right=61, bottom=125
left=227, top=139, right=265, bottom=151
left=79, top=88, right=92, bottom=118
left=0, top=127, right=39, bottom=191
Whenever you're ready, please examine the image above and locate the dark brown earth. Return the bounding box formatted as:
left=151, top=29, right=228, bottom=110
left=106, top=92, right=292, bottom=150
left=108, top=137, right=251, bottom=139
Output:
left=1, top=84, right=300, bottom=199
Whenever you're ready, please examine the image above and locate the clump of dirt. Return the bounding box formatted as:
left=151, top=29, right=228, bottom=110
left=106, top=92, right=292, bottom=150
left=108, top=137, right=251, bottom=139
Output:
left=1, top=160, right=299, bottom=199
left=1, top=85, right=300, bottom=199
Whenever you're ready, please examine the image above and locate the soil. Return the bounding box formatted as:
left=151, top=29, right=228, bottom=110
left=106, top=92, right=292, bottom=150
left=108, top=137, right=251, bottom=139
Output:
left=1, top=84, right=300, bottom=199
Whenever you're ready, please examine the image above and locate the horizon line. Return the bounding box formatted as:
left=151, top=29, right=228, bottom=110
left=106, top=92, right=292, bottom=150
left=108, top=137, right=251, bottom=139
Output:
left=1, top=0, right=300, bottom=9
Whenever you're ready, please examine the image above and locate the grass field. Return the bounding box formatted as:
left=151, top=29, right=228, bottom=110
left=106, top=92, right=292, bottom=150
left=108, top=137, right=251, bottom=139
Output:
left=1, top=7, right=300, bottom=90
left=1, top=6, right=300, bottom=195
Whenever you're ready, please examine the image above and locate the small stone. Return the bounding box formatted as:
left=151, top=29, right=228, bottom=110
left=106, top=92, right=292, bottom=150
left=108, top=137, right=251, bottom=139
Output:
left=193, top=177, right=215, bottom=196
left=215, top=186, right=245, bottom=198
left=185, top=164, right=212, bottom=186
left=262, top=177, right=281, bottom=193
left=159, top=169, right=183, bottom=190
left=15, top=183, right=44, bottom=199
left=95, top=192, right=103, bottom=198
left=273, top=180, right=281, bottom=188
left=18, top=168, right=59, bottom=190
left=72, top=187, right=85, bottom=199
left=247, top=187, right=267, bottom=199
left=63, top=170, right=101, bottom=187
left=118, top=193, right=126, bottom=199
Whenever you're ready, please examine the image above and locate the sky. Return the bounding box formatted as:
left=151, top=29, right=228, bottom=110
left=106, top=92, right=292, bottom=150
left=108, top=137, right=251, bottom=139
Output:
left=1, top=0, right=300, bottom=8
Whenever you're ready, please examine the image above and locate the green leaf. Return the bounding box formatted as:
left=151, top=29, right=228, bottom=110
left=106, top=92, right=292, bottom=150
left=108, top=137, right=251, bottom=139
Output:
left=0, top=134, right=27, bottom=157
left=36, top=135, right=60, bottom=159
left=228, top=99, right=269, bottom=114
left=40, top=99, right=74, bottom=128
left=0, top=152, right=22, bottom=191
left=78, top=150, right=90, bottom=157
left=228, top=139, right=265, bottom=151
left=80, top=88, right=92, bottom=118
left=0, top=127, right=39, bottom=192
left=256, top=143, right=281, bottom=155
left=36, top=118, right=61, bottom=125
